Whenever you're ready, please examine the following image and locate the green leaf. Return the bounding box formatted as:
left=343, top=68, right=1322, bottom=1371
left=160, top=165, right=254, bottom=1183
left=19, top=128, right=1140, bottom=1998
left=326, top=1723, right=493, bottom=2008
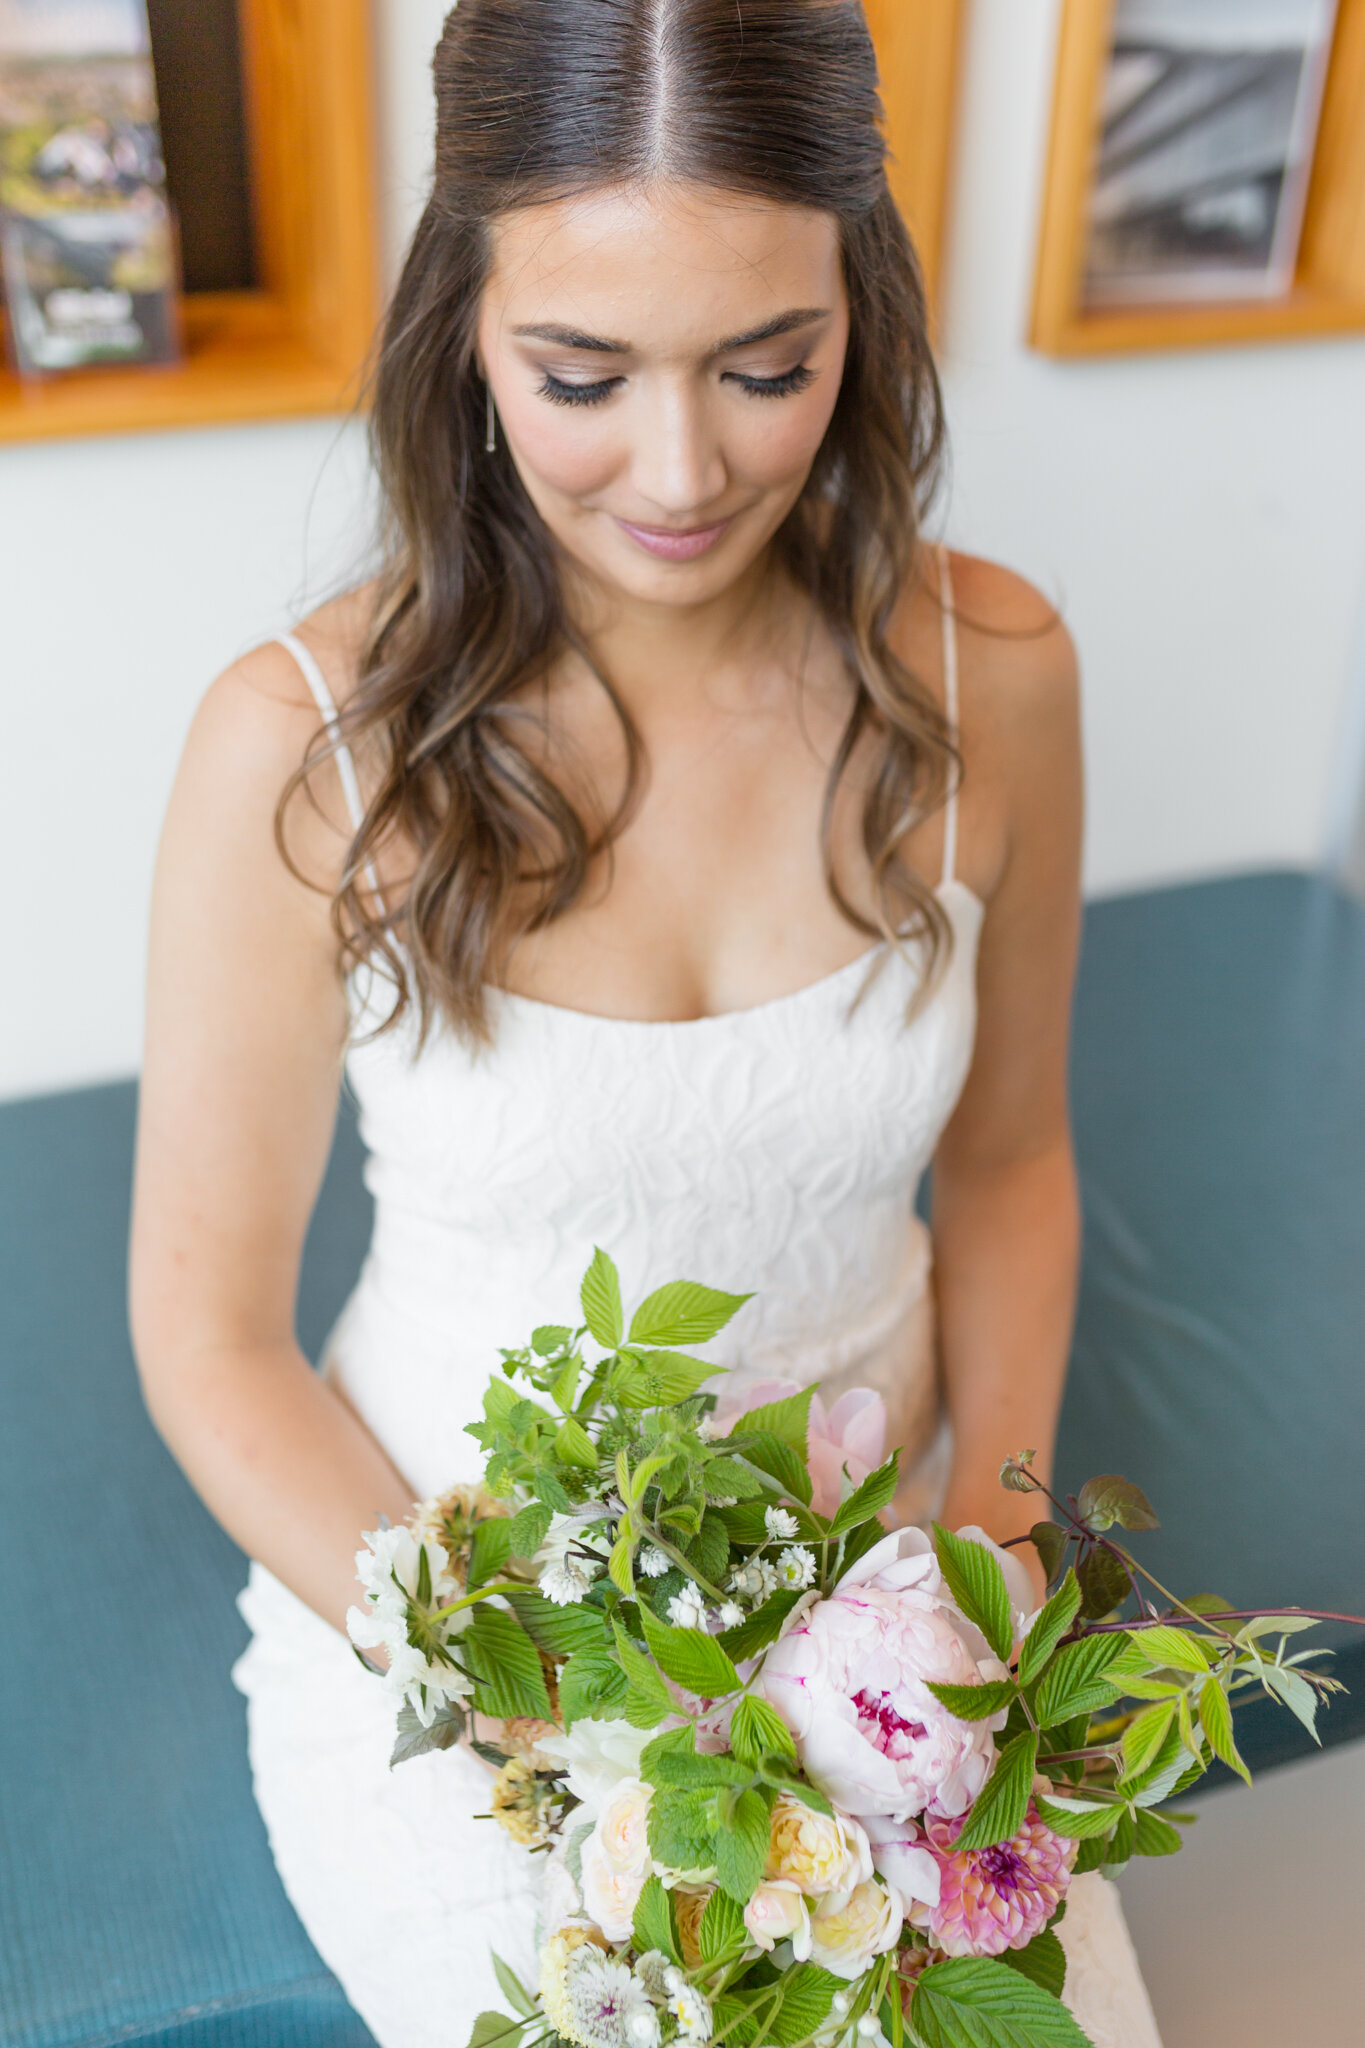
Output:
left=1199, top=1674, right=1251, bottom=1786
left=924, top=1679, right=1019, bottom=1723
left=464, top=1609, right=553, bottom=1721
left=1119, top=1700, right=1176, bottom=1783
left=608, top=1531, right=636, bottom=1597
left=729, top=1387, right=814, bottom=1453
left=559, top=1644, right=632, bottom=1728
left=1033, top=1791, right=1123, bottom=1841
left=712, top=1995, right=762, bottom=2048
left=491, top=1954, right=537, bottom=2020
left=687, top=1509, right=733, bottom=1588
left=1125, top=1626, right=1212, bottom=1675
left=826, top=1453, right=901, bottom=1539
left=740, top=1429, right=813, bottom=1506
left=1260, top=1662, right=1321, bottom=1742
left=640, top=1603, right=741, bottom=1699
left=767, top=1964, right=844, bottom=2046
left=1183, top=1593, right=1236, bottom=1617
left=1077, top=1544, right=1132, bottom=1620
left=467, top=1517, right=515, bottom=1588
left=532, top=1323, right=573, bottom=1357
left=1030, top=1521, right=1070, bottom=1585
left=1076, top=1475, right=1159, bottom=1534
left=612, top=1623, right=675, bottom=1722
left=933, top=1524, right=1014, bottom=1663
left=731, top=1692, right=797, bottom=1765
left=954, top=1729, right=1038, bottom=1851
left=997, top=1928, right=1067, bottom=1999
left=1018, top=1572, right=1083, bottom=1688
left=718, top=1589, right=803, bottom=1662
left=466, top=2013, right=527, bottom=2048
left=628, top=1279, right=753, bottom=1346
left=618, top=1351, right=723, bottom=1407
left=1032, top=1634, right=1129, bottom=1728
left=702, top=1456, right=767, bottom=1500
left=647, top=1747, right=750, bottom=1794
left=910, top=1957, right=1092, bottom=2047
left=715, top=1787, right=774, bottom=1902
left=700, top=1887, right=748, bottom=1965
left=1132, top=1809, right=1185, bottom=1858
left=504, top=1500, right=553, bottom=1559
left=499, top=1586, right=605, bottom=1658
left=647, top=1787, right=717, bottom=1874
left=555, top=1417, right=598, bottom=1469
left=581, top=1248, right=624, bottom=1348
left=1101, top=1807, right=1136, bottom=1875
left=632, top=1874, right=682, bottom=1965
left=482, top=1377, right=521, bottom=1431
left=389, top=1701, right=466, bottom=1768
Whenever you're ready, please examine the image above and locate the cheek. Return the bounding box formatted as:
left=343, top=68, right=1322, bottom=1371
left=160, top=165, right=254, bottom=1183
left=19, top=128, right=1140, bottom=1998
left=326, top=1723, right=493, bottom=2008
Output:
left=499, top=388, right=620, bottom=502
left=729, top=389, right=841, bottom=488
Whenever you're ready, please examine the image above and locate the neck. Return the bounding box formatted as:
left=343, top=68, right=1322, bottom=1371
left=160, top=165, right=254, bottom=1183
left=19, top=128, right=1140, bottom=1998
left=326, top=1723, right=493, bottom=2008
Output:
left=560, top=544, right=813, bottom=720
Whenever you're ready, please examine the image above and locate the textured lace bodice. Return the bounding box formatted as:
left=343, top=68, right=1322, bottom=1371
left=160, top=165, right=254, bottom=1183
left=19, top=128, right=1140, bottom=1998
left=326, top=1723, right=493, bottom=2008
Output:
left=327, top=880, right=983, bottom=1502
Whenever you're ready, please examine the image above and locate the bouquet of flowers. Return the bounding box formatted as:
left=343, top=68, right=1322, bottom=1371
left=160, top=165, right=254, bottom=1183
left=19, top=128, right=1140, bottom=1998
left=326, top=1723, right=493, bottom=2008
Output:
left=348, top=1253, right=1353, bottom=2048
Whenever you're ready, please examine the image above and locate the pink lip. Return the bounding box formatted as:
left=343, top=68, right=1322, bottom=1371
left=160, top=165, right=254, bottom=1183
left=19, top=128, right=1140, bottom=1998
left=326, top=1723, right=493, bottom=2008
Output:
left=613, top=515, right=734, bottom=562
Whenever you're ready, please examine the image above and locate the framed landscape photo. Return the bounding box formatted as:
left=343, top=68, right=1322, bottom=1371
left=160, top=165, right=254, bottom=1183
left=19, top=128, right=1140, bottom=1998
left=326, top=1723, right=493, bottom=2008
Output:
left=1032, top=0, right=1365, bottom=354
left=0, top=0, right=180, bottom=376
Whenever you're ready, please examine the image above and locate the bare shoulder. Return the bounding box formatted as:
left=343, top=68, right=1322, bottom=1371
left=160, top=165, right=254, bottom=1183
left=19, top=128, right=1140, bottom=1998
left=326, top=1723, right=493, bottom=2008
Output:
left=945, top=551, right=1079, bottom=751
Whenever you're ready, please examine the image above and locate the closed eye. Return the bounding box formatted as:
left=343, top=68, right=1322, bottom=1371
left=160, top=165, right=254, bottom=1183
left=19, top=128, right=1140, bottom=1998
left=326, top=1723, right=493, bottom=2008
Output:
left=538, top=371, right=620, bottom=408
left=725, top=364, right=817, bottom=399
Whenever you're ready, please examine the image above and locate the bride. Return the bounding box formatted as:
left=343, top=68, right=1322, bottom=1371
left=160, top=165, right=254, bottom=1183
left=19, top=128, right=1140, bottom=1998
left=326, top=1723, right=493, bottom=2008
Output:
left=130, top=4, right=1162, bottom=2044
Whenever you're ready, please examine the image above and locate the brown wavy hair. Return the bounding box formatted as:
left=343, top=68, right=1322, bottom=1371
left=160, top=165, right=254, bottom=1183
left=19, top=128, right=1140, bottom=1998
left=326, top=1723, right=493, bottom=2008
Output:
left=286, top=0, right=956, bottom=1043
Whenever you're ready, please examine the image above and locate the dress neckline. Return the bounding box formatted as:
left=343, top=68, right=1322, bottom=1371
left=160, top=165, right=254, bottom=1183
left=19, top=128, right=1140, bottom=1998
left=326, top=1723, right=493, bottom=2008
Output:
left=488, top=876, right=984, bottom=1032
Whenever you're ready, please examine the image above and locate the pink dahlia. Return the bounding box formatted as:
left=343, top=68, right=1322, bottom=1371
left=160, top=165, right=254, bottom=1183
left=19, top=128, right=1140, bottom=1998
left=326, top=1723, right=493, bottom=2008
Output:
left=912, top=1803, right=1077, bottom=1958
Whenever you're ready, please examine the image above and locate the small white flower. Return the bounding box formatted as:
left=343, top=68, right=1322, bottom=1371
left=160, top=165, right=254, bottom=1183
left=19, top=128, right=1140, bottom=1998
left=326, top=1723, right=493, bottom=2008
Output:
left=567, top=1952, right=657, bottom=2048
left=775, top=1545, right=817, bottom=1591
left=666, top=1583, right=709, bottom=1631
left=765, top=1507, right=801, bottom=1541
left=718, top=1601, right=745, bottom=1629
left=541, top=1556, right=592, bottom=1606
left=663, top=1967, right=712, bottom=2042
left=633, top=1952, right=671, bottom=2002
left=857, top=2017, right=885, bottom=2041
left=626, top=2009, right=661, bottom=2048
left=729, top=1557, right=778, bottom=1603
left=639, top=1546, right=672, bottom=1579
left=697, top=1416, right=724, bottom=1442
left=536, top=1719, right=652, bottom=1811
left=710, top=1495, right=739, bottom=1508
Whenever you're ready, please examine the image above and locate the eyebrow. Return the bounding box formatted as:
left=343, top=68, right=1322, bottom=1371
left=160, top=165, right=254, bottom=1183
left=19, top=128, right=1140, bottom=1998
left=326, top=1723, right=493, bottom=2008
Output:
left=509, top=308, right=831, bottom=356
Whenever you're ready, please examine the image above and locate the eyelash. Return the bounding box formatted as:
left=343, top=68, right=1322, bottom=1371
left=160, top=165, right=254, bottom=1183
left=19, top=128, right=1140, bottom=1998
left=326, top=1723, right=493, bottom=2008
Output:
left=537, top=364, right=817, bottom=408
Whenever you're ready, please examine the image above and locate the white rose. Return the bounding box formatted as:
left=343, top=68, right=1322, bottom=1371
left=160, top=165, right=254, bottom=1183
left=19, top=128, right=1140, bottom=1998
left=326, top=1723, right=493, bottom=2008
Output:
left=536, top=1719, right=653, bottom=1812
left=595, top=1778, right=652, bottom=1871
left=807, top=1881, right=904, bottom=1980
left=744, top=1879, right=813, bottom=1957
left=581, top=1830, right=650, bottom=1943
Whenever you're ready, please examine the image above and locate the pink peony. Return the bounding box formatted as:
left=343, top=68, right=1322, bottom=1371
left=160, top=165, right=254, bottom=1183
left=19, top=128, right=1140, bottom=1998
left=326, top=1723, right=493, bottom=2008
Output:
left=756, top=1527, right=1012, bottom=1824
left=910, top=1803, right=1076, bottom=1958
left=707, top=1376, right=888, bottom=1522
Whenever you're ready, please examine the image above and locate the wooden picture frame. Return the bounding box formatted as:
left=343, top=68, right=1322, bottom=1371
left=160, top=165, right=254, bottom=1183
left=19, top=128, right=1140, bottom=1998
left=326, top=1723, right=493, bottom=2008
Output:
left=0, top=0, right=379, bottom=443
left=1032, top=0, right=1365, bottom=356
left=864, top=0, right=966, bottom=300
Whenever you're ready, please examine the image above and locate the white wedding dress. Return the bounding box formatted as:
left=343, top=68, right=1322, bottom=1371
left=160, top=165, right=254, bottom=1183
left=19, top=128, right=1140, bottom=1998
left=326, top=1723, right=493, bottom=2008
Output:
left=233, top=575, right=1164, bottom=2048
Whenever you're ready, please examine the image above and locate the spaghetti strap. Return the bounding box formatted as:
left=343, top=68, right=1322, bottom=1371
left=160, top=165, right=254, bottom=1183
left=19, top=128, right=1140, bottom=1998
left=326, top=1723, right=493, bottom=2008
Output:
left=937, top=545, right=960, bottom=890
left=276, top=632, right=385, bottom=910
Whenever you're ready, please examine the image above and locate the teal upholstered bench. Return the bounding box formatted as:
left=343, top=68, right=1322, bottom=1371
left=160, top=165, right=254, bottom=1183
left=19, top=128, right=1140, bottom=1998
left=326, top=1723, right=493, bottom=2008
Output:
left=2, top=870, right=1362, bottom=2046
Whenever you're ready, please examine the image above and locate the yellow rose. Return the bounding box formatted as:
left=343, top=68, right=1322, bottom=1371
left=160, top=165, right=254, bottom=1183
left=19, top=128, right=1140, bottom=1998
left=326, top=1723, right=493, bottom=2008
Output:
left=672, top=1885, right=715, bottom=1969
left=808, top=1881, right=903, bottom=1980
left=766, top=1792, right=873, bottom=1897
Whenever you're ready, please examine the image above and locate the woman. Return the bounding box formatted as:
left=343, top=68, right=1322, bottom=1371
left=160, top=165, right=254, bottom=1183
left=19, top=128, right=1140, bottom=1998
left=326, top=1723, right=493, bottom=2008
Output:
left=130, top=4, right=1162, bottom=2045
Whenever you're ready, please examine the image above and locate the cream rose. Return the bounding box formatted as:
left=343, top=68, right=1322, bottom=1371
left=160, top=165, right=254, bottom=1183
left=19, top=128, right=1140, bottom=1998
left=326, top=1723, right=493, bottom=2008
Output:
left=744, top=1879, right=813, bottom=1958
left=765, top=1791, right=873, bottom=1898
left=807, top=1880, right=904, bottom=1980
left=580, top=1778, right=653, bottom=1942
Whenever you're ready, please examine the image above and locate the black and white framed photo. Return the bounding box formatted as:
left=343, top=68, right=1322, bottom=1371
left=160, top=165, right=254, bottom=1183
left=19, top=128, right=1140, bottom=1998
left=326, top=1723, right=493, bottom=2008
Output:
left=1081, top=0, right=1341, bottom=308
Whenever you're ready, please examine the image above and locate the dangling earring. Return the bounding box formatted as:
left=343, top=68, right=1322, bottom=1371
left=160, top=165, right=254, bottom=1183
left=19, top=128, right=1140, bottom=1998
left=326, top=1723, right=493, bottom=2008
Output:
left=485, top=381, right=497, bottom=455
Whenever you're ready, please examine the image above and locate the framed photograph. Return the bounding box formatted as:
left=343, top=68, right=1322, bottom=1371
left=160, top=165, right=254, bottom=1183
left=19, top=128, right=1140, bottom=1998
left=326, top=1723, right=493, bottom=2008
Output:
left=1031, top=0, right=1365, bottom=355
left=0, top=0, right=179, bottom=376
left=1083, top=0, right=1339, bottom=308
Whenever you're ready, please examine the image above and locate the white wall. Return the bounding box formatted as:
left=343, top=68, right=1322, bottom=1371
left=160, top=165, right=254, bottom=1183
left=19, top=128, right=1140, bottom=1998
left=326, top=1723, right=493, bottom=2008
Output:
left=4, top=0, right=1365, bottom=1098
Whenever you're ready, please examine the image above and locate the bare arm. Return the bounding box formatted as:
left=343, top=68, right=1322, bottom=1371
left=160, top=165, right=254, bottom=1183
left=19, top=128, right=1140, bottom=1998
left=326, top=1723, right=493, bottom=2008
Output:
left=930, top=570, right=1084, bottom=1599
left=130, top=643, right=414, bottom=1638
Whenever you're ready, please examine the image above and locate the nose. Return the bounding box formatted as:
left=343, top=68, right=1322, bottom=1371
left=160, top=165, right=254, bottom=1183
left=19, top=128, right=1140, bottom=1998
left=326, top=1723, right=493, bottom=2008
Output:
left=630, top=375, right=728, bottom=519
